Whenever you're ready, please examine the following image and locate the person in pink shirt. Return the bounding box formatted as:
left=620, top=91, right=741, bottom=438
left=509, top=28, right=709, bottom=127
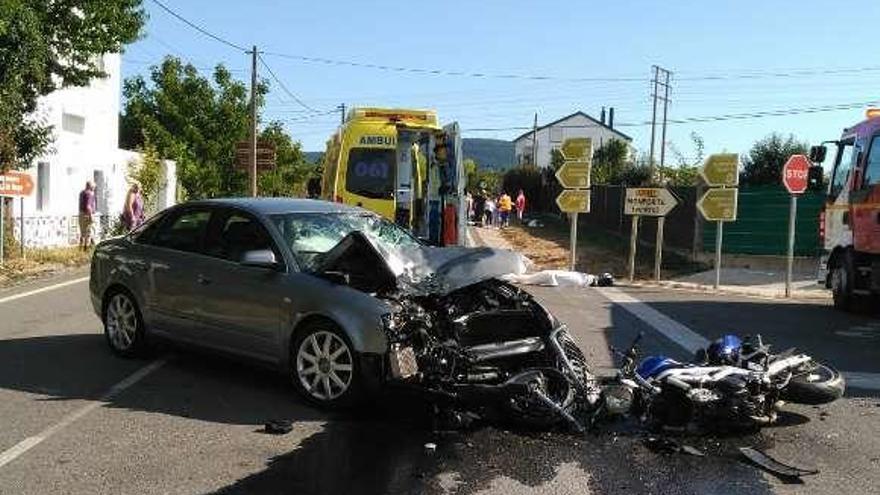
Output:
left=515, top=189, right=526, bottom=223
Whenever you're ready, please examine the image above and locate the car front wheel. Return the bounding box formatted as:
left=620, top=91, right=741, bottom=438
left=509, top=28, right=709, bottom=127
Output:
left=104, top=290, right=147, bottom=357
left=291, top=322, right=363, bottom=407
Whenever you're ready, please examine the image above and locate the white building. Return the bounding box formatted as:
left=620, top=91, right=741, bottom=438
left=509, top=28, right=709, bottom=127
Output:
left=11, top=53, right=176, bottom=247
left=513, top=110, right=632, bottom=168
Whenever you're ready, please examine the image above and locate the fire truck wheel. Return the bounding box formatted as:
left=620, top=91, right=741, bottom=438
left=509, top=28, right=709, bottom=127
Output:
left=831, top=251, right=855, bottom=311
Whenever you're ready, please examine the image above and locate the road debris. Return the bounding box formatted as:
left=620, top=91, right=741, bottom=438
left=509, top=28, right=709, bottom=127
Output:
left=739, top=447, right=819, bottom=478
left=263, top=419, right=294, bottom=435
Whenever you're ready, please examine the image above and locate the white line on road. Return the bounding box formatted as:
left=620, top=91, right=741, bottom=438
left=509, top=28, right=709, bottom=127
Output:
left=0, top=358, right=166, bottom=470
left=0, top=276, right=89, bottom=305
left=598, top=287, right=880, bottom=391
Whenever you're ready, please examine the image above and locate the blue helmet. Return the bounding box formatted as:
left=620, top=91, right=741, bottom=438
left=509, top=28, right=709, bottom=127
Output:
left=706, top=335, right=743, bottom=365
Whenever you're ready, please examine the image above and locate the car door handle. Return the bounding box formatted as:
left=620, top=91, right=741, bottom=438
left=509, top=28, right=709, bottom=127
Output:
left=197, top=275, right=212, bottom=285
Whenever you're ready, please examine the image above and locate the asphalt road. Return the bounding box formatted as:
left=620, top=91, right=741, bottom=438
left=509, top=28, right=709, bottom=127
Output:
left=0, top=270, right=878, bottom=494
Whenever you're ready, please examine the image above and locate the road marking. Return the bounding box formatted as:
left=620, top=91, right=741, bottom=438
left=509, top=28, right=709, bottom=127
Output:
left=0, top=358, right=166, bottom=469
left=598, top=287, right=880, bottom=391
left=0, top=276, right=89, bottom=305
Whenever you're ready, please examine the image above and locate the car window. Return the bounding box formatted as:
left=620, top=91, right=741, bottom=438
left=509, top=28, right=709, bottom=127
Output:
left=863, top=137, right=880, bottom=188
left=345, top=148, right=395, bottom=199
left=205, top=211, right=280, bottom=263
left=130, top=211, right=166, bottom=244
left=151, top=209, right=211, bottom=254
left=829, top=141, right=855, bottom=201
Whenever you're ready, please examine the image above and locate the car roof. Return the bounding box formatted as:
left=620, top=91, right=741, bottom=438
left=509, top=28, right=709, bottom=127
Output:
left=184, top=198, right=368, bottom=216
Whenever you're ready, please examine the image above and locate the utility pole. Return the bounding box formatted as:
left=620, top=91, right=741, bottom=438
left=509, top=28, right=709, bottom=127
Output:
left=248, top=45, right=258, bottom=197
left=658, top=68, right=672, bottom=180
left=648, top=65, right=659, bottom=181
left=530, top=112, right=538, bottom=167
left=338, top=103, right=346, bottom=125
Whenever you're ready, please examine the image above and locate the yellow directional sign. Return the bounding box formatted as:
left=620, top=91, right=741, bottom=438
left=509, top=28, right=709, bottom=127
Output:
left=555, top=161, right=591, bottom=189
left=700, top=153, right=739, bottom=187
left=697, top=188, right=738, bottom=221
left=556, top=189, right=591, bottom=213
left=560, top=138, right=592, bottom=162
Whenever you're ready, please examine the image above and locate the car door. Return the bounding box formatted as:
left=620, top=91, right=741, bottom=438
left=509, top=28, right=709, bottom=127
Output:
left=196, top=208, right=287, bottom=362
left=140, top=206, right=213, bottom=342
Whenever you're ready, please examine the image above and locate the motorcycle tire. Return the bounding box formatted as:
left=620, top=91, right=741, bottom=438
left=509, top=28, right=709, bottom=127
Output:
left=782, top=362, right=845, bottom=405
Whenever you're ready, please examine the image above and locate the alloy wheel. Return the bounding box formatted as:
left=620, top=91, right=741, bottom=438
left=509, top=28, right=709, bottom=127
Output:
left=106, top=293, right=138, bottom=351
left=295, top=331, right=354, bottom=401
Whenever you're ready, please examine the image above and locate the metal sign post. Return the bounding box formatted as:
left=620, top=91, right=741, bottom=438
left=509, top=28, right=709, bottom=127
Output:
left=19, top=197, right=24, bottom=259
left=570, top=213, right=578, bottom=271
left=697, top=153, right=740, bottom=290
left=628, top=215, right=639, bottom=282
left=715, top=220, right=723, bottom=289
left=781, top=154, right=810, bottom=297
left=0, top=197, right=4, bottom=264
left=555, top=138, right=593, bottom=272
left=785, top=195, right=797, bottom=297
left=623, top=187, right=678, bottom=282
left=655, top=216, right=665, bottom=281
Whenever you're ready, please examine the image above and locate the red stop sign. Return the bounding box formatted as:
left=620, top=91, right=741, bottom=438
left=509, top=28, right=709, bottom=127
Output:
left=782, top=154, right=811, bottom=194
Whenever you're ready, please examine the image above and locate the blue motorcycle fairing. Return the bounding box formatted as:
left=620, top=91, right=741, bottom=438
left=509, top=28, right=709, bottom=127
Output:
left=636, top=355, right=682, bottom=379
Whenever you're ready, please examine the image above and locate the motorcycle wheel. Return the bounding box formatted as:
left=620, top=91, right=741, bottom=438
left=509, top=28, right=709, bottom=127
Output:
left=782, top=362, right=845, bottom=405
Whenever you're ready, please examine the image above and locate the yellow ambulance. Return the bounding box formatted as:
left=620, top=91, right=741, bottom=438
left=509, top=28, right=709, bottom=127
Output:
left=320, top=107, right=465, bottom=245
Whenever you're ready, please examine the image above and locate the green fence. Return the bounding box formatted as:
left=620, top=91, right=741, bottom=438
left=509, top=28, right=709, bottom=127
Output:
left=703, top=186, right=822, bottom=256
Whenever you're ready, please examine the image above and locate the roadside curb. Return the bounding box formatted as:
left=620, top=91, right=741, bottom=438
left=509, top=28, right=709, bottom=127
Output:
left=622, top=280, right=831, bottom=302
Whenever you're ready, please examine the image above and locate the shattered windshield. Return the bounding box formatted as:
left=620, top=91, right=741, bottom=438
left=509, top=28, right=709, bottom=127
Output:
left=270, top=212, right=420, bottom=270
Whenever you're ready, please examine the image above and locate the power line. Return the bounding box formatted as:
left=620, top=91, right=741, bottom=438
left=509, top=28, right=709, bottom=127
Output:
left=151, top=0, right=247, bottom=52
left=257, top=54, right=319, bottom=113
left=462, top=98, right=880, bottom=132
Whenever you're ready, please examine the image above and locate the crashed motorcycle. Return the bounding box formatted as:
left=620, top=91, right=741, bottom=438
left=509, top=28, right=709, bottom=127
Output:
left=604, top=333, right=845, bottom=431
left=382, top=278, right=601, bottom=431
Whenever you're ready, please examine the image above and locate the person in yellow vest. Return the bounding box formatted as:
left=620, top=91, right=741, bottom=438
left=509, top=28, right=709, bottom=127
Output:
left=498, top=191, right=513, bottom=228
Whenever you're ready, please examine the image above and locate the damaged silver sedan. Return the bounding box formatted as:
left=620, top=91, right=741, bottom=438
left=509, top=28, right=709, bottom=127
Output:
left=90, top=198, right=597, bottom=428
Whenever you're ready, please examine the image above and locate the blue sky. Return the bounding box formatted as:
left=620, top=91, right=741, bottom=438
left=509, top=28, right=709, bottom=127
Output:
left=124, top=0, right=880, bottom=163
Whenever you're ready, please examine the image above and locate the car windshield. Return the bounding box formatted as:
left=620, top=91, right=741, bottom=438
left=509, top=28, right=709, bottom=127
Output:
left=270, top=212, right=420, bottom=269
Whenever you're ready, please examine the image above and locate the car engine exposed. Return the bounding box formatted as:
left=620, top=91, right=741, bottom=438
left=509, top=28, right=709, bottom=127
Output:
left=381, top=279, right=599, bottom=430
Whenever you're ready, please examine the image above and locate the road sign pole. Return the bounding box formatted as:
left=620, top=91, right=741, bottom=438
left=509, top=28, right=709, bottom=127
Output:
left=19, top=196, right=24, bottom=259
left=654, top=216, right=665, bottom=282
left=628, top=215, right=639, bottom=282
left=785, top=194, right=798, bottom=298
left=570, top=212, right=578, bottom=271
left=249, top=46, right=258, bottom=197
left=0, top=197, right=4, bottom=264
left=714, top=220, right=723, bottom=289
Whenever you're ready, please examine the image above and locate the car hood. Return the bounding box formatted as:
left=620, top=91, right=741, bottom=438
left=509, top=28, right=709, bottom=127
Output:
left=313, top=231, right=529, bottom=296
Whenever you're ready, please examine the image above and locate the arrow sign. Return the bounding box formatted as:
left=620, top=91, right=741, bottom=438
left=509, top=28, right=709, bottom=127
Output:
left=782, top=154, right=810, bottom=194
left=700, top=153, right=739, bottom=187
left=560, top=137, right=592, bottom=161
left=697, top=188, right=738, bottom=221
left=624, top=188, right=679, bottom=216
left=556, top=189, right=591, bottom=213
left=0, top=171, right=34, bottom=197
left=555, top=161, right=590, bottom=189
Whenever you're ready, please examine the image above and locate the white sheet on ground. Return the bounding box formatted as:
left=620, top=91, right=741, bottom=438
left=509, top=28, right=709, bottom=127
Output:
left=500, top=270, right=596, bottom=287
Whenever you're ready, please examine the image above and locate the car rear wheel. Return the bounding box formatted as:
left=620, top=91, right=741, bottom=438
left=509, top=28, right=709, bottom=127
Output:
left=291, top=322, right=363, bottom=407
left=104, top=291, right=147, bottom=357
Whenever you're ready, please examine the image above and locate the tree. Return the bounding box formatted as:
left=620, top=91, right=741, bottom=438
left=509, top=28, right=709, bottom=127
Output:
left=663, top=131, right=704, bottom=186
left=127, top=139, right=165, bottom=216
left=740, top=133, right=808, bottom=186
left=591, top=138, right=629, bottom=185
left=0, top=1, right=144, bottom=170
left=257, top=122, right=313, bottom=197
left=120, top=57, right=265, bottom=199
left=549, top=148, right=565, bottom=171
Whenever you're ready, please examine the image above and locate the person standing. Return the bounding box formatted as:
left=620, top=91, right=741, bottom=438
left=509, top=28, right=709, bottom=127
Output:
left=516, top=189, right=526, bottom=223
left=499, top=191, right=513, bottom=228
left=122, top=182, right=145, bottom=232
left=78, top=181, right=96, bottom=250
left=484, top=196, right=496, bottom=227
left=473, top=189, right=487, bottom=227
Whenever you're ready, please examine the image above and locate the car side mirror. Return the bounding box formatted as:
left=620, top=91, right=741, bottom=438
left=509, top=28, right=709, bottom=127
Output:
left=240, top=249, right=280, bottom=270
left=809, top=145, right=827, bottom=163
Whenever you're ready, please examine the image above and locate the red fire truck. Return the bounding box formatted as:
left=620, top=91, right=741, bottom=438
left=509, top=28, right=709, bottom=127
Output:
left=814, top=109, right=880, bottom=310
